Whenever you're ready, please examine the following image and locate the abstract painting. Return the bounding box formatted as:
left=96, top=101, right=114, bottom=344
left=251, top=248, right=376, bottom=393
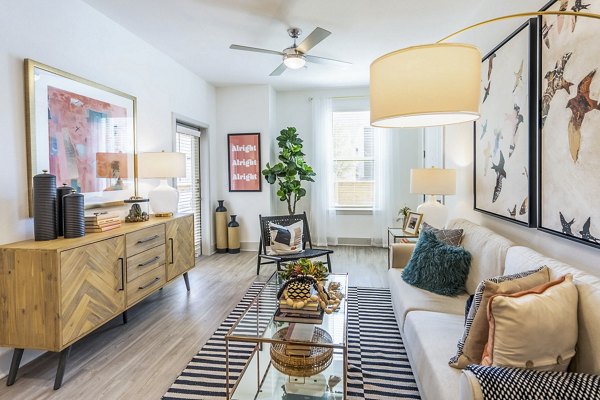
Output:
left=539, top=0, right=600, bottom=248
left=227, top=133, right=262, bottom=192
left=25, top=59, right=137, bottom=214
left=474, top=19, right=537, bottom=227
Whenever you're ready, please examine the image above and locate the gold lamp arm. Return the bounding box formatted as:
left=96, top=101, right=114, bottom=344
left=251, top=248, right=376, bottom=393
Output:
left=437, top=11, right=600, bottom=44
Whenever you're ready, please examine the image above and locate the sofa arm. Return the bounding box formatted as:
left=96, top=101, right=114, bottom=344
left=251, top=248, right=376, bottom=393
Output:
left=459, top=370, right=483, bottom=400
left=389, top=243, right=416, bottom=268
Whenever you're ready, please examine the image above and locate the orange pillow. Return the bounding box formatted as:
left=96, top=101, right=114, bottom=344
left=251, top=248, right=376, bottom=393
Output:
left=482, top=274, right=578, bottom=371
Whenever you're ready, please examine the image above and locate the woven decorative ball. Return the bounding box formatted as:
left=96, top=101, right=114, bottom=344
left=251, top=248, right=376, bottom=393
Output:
left=286, top=281, right=312, bottom=299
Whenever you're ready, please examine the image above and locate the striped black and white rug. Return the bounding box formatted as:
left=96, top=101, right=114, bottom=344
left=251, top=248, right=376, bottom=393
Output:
left=163, top=283, right=420, bottom=400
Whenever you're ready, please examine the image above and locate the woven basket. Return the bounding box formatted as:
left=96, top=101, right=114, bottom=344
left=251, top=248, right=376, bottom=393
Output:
left=270, top=326, right=333, bottom=377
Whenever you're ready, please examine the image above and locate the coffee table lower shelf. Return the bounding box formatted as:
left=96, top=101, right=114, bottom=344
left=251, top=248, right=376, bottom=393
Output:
left=227, top=341, right=346, bottom=400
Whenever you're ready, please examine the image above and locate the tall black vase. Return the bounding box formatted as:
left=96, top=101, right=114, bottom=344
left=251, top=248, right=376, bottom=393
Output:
left=33, top=170, right=58, bottom=241
left=215, top=200, right=228, bottom=253
left=56, top=183, right=74, bottom=236
left=63, top=191, right=85, bottom=238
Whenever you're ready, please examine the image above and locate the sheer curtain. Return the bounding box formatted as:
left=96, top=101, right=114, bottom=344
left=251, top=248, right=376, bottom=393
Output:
left=309, top=97, right=338, bottom=246
left=372, top=127, right=411, bottom=247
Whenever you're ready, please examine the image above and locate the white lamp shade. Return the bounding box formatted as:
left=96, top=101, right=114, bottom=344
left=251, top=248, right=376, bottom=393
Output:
left=138, top=152, right=186, bottom=179
left=370, top=43, right=482, bottom=128
left=410, top=168, right=456, bottom=195
left=284, top=53, right=306, bottom=69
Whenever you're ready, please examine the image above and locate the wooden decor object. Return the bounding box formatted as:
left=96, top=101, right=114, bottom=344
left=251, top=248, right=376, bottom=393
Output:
left=215, top=200, right=228, bottom=253
left=0, top=213, right=194, bottom=389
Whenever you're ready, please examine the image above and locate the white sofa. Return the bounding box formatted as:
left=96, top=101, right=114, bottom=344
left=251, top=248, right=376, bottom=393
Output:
left=388, top=218, right=600, bottom=400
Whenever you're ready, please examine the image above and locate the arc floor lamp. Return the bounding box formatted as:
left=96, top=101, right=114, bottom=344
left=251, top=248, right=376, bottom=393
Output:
left=370, top=10, right=600, bottom=129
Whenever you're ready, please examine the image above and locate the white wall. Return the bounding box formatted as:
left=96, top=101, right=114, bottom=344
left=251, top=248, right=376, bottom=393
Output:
left=215, top=85, right=275, bottom=250
left=445, top=123, right=600, bottom=276
left=0, top=0, right=216, bottom=377
left=275, top=87, right=421, bottom=240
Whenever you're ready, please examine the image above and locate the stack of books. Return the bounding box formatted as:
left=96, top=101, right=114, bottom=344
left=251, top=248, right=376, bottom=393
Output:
left=274, top=295, right=324, bottom=324
left=85, top=213, right=122, bottom=233
left=284, top=323, right=315, bottom=356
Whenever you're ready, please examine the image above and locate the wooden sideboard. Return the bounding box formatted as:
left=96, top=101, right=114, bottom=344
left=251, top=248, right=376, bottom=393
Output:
left=0, top=213, right=195, bottom=389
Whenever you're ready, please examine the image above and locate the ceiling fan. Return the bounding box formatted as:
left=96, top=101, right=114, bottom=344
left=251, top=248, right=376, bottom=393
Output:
left=230, top=27, right=351, bottom=76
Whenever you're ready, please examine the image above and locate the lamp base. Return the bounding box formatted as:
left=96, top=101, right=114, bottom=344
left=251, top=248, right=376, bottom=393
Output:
left=416, top=195, right=448, bottom=229
left=148, top=179, right=179, bottom=216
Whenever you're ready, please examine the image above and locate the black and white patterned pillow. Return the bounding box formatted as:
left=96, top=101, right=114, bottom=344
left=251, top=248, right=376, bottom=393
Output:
left=268, top=221, right=304, bottom=255
left=449, top=266, right=546, bottom=367
left=466, top=365, right=600, bottom=400
left=421, top=222, right=463, bottom=246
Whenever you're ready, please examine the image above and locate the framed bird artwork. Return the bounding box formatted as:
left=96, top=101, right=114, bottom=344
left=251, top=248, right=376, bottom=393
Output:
left=539, top=0, right=600, bottom=249
left=473, top=18, right=538, bottom=227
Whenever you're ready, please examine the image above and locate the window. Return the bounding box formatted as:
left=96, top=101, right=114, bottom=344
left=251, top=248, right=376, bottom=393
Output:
left=175, top=122, right=202, bottom=256
left=332, top=99, right=374, bottom=208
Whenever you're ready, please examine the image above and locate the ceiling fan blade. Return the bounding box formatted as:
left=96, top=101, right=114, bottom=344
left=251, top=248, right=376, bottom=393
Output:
left=229, top=44, right=283, bottom=56
left=296, top=27, right=331, bottom=54
left=305, top=55, right=351, bottom=67
left=269, top=63, right=287, bottom=76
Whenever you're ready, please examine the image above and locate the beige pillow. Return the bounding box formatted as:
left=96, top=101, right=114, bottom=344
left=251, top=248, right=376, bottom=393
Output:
left=449, top=266, right=550, bottom=369
left=268, top=221, right=304, bottom=255
left=482, top=274, right=578, bottom=371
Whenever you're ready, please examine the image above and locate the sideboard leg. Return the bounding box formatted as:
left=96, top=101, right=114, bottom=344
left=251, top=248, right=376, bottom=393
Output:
left=53, top=346, right=71, bottom=390
left=183, top=272, right=190, bottom=291
left=6, top=348, right=24, bottom=386
left=122, top=311, right=128, bottom=324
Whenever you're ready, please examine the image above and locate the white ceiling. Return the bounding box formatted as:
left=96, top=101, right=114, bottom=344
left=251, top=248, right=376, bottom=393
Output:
left=82, top=0, right=547, bottom=90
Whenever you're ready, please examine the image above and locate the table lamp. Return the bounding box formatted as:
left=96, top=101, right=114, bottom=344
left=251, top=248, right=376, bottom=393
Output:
left=138, top=151, right=186, bottom=217
left=410, top=167, right=456, bottom=228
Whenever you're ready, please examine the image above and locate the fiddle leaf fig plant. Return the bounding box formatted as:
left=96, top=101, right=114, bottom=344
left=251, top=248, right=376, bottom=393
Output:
left=262, top=127, right=316, bottom=215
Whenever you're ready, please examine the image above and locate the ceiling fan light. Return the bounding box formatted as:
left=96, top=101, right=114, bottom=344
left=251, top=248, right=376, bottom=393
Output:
left=284, top=53, right=306, bottom=69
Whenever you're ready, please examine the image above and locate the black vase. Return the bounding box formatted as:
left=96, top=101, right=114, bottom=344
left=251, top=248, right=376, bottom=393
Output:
left=216, top=200, right=228, bottom=253
left=56, top=183, right=74, bottom=236
left=63, top=191, right=85, bottom=238
left=227, top=215, right=240, bottom=254
left=33, top=170, right=58, bottom=241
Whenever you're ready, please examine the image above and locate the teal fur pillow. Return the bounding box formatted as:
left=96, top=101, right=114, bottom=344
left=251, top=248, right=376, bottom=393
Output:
left=402, top=230, right=472, bottom=296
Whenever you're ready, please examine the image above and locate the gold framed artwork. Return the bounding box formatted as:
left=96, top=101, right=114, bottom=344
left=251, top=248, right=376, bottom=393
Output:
left=404, top=212, right=424, bottom=235
left=24, top=59, right=137, bottom=216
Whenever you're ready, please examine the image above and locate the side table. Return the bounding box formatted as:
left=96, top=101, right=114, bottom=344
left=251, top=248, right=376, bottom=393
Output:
left=387, top=227, right=419, bottom=268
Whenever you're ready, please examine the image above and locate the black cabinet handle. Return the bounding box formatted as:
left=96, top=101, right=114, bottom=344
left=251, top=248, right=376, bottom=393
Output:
left=138, top=256, right=160, bottom=267
left=137, top=235, right=159, bottom=244
left=119, top=258, right=125, bottom=291
left=169, top=238, right=175, bottom=265
left=138, top=277, right=160, bottom=290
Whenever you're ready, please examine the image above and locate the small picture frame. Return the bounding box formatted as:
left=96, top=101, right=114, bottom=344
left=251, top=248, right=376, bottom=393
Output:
left=404, top=212, right=423, bottom=235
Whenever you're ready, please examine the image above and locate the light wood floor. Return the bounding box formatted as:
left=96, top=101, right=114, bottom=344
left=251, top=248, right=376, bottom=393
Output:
left=0, top=246, right=386, bottom=400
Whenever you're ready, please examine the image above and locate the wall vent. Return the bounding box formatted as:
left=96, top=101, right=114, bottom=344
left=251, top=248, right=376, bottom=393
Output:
left=336, top=237, right=372, bottom=246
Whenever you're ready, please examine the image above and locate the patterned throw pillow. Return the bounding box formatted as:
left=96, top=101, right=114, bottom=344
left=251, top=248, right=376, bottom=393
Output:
left=421, top=222, right=463, bottom=246
left=268, top=221, right=304, bottom=255
left=401, top=230, right=471, bottom=297
left=449, top=266, right=550, bottom=369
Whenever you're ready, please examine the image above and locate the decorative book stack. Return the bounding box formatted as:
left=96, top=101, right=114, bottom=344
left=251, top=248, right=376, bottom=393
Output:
left=85, top=213, right=122, bottom=233
left=274, top=289, right=324, bottom=324
left=284, top=323, right=315, bottom=356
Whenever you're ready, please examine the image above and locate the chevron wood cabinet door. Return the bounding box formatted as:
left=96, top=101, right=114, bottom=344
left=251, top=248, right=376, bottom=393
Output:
left=60, top=236, right=125, bottom=346
left=166, top=214, right=195, bottom=281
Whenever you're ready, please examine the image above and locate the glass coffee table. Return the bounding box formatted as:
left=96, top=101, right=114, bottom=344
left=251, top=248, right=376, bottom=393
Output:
left=225, top=272, right=348, bottom=399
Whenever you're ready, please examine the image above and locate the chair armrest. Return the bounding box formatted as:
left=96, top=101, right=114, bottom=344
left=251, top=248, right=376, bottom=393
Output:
left=389, top=243, right=416, bottom=269
left=459, top=370, right=483, bottom=400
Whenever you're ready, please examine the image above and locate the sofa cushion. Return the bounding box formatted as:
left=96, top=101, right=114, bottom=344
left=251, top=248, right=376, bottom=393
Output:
left=422, top=221, right=464, bottom=246
left=449, top=266, right=550, bottom=369
left=403, top=311, right=465, bottom=400
left=388, top=268, right=469, bottom=332
left=505, top=246, right=600, bottom=375
left=482, top=274, right=578, bottom=371
left=447, top=219, right=514, bottom=294
left=402, top=230, right=472, bottom=296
